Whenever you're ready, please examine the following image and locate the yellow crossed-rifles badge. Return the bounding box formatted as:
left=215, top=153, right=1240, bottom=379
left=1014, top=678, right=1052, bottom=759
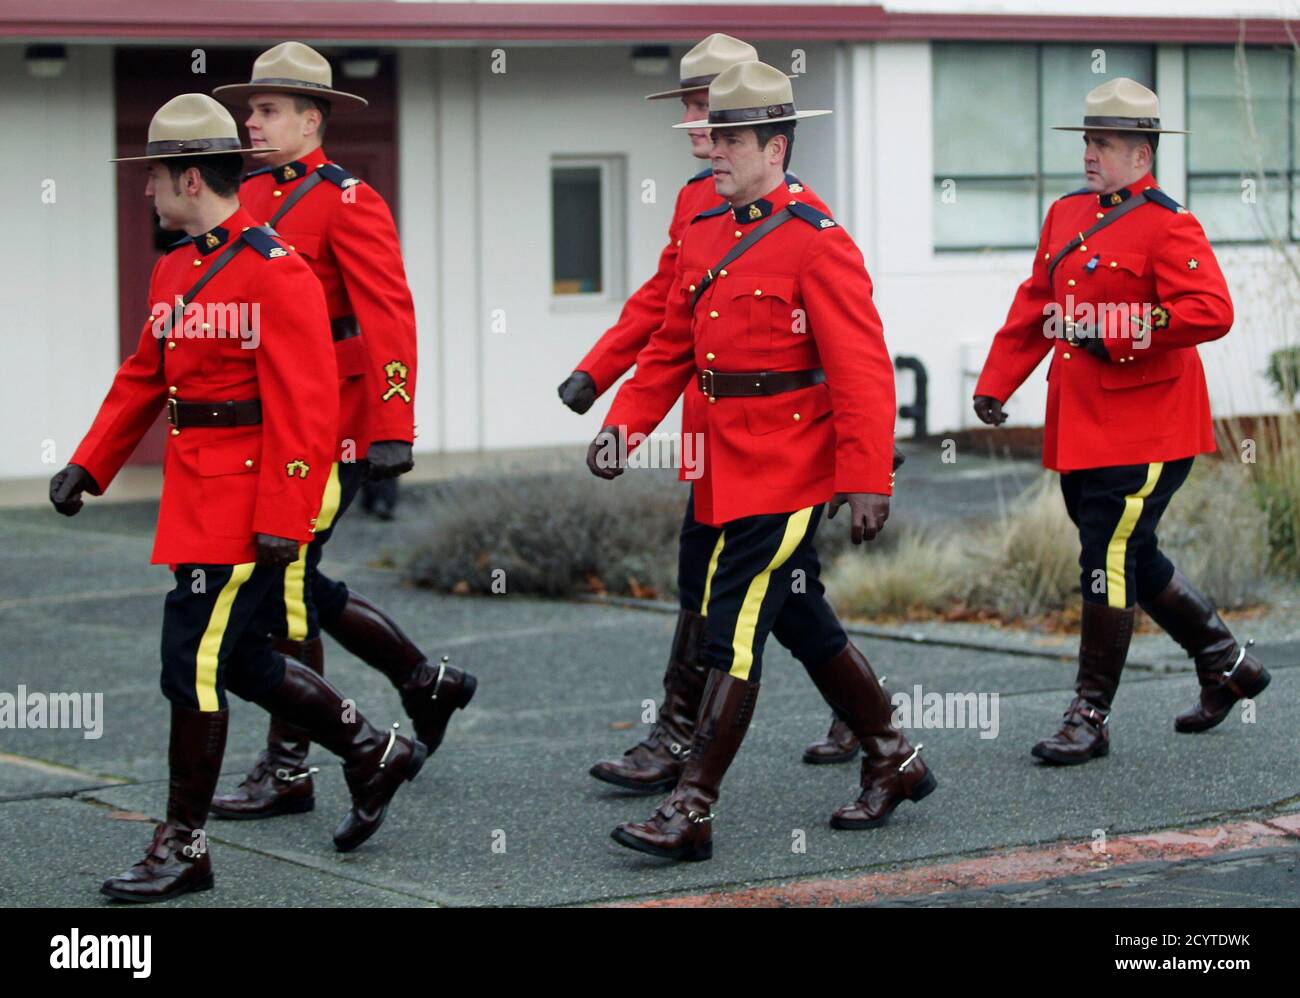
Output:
left=285, top=459, right=310, bottom=479
left=383, top=359, right=411, bottom=403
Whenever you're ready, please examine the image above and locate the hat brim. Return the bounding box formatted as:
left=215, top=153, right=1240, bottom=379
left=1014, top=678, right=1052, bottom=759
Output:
left=110, top=145, right=273, bottom=163
left=1053, top=125, right=1188, bottom=134
left=212, top=83, right=369, bottom=113
left=645, top=73, right=799, bottom=101
left=672, top=108, right=832, bottom=128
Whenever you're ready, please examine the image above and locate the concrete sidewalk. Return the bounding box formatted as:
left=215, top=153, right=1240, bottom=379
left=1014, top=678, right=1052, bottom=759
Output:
left=0, top=467, right=1296, bottom=907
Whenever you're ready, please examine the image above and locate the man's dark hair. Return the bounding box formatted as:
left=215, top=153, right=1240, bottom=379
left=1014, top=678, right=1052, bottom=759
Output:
left=293, top=95, right=331, bottom=140
left=1122, top=130, right=1158, bottom=162
left=164, top=153, right=244, bottom=198
left=752, top=120, right=796, bottom=171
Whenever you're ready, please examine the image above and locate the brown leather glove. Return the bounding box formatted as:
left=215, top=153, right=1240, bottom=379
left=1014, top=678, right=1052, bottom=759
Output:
left=973, top=396, right=1008, bottom=426
left=255, top=533, right=300, bottom=568
left=558, top=371, right=598, bottom=415
left=827, top=492, right=890, bottom=544
left=586, top=425, right=625, bottom=479
left=49, top=464, right=100, bottom=516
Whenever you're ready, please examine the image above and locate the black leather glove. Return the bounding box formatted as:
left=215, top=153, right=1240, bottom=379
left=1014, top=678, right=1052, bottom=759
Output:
left=49, top=464, right=99, bottom=516
left=586, top=425, right=625, bottom=480
left=892, top=445, right=905, bottom=471
left=973, top=396, right=1008, bottom=426
left=558, top=371, right=598, bottom=414
left=255, top=533, right=300, bottom=568
left=828, top=492, right=891, bottom=545
left=1068, top=324, right=1112, bottom=363
left=365, top=440, right=414, bottom=480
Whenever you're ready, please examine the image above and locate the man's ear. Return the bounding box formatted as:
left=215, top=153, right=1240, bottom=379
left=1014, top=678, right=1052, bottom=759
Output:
left=768, top=134, right=787, bottom=166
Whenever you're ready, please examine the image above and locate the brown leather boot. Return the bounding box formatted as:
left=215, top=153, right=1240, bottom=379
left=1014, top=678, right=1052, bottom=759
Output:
left=1032, top=602, right=1133, bottom=765
left=803, top=714, right=862, bottom=765
left=325, top=590, right=476, bottom=752
left=1140, top=571, right=1272, bottom=733
left=101, top=704, right=228, bottom=902
left=210, top=637, right=323, bottom=820
left=804, top=642, right=935, bottom=829
left=590, top=608, right=709, bottom=793
left=251, top=659, right=428, bottom=852
left=610, top=668, right=757, bottom=862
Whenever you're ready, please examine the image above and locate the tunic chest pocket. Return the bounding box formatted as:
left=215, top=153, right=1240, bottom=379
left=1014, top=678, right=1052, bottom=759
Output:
left=727, top=277, right=795, bottom=353
left=1095, top=251, right=1148, bottom=300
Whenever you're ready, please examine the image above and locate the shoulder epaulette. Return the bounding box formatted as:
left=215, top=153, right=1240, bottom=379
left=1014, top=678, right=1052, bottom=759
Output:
left=687, top=167, right=712, bottom=184
left=784, top=171, right=807, bottom=193
left=241, top=165, right=274, bottom=181
left=1059, top=187, right=1091, bottom=200
left=316, top=163, right=360, bottom=189
left=1144, top=188, right=1183, bottom=212
left=787, top=201, right=837, bottom=230
left=691, top=202, right=731, bottom=223
left=241, top=225, right=291, bottom=259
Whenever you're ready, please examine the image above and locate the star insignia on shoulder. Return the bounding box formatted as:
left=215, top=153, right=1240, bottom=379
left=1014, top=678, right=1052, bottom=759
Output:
left=1187, top=258, right=1199, bottom=270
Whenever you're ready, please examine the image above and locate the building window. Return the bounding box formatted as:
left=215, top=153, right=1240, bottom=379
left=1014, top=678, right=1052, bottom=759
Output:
left=1187, top=46, right=1296, bottom=243
left=551, top=157, right=624, bottom=298
left=932, top=43, right=1155, bottom=251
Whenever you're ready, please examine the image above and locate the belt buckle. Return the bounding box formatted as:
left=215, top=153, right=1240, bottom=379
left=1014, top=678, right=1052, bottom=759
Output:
left=699, top=369, right=715, bottom=399
left=166, top=397, right=179, bottom=427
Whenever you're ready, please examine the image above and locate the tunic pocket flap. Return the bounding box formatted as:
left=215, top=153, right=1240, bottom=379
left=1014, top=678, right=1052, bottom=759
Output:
left=1098, top=350, right=1184, bottom=389
left=729, top=277, right=794, bottom=302
left=197, top=435, right=262, bottom=477
left=743, top=382, right=832, bottom=435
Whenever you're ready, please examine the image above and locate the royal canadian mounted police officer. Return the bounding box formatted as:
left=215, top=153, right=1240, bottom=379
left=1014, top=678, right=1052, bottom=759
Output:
left=973, top=78, right=1271, bottom=765
left=587, top=62, right=936, bottom=862
left=207, top=43, right=476, bottom=820
left=562, top=34, right=881, bottom=798
left=47, top=95, right=427, bottom=902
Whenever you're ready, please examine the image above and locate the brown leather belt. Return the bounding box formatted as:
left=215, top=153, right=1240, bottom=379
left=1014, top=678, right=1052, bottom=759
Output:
left=166, top=398, right=263, bottom=428
left=697, top=367, right=825, bottom=399
left=331, top=315, right=360, bottom=342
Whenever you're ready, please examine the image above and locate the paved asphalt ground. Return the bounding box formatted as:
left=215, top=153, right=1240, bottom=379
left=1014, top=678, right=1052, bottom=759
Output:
left=0, top=444, right=1296, bottom=908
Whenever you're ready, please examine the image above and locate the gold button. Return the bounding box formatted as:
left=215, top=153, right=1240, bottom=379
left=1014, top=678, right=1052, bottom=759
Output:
left=193, top=259, right=202, bottom=267
left=676, top=239, right=681, bottom=247
left=1096, top=212, right=1104, bottom=219
left=792, top=412, right=801, bottom=421
left=244, top=459, right=254, bottom=468
left=273, top=190, right=283, bottom=198
left=1080, top=245, right=1088, bottom=252
left=309, top=517, right=317, bottom=525
left=242, top=226, right=250, bottom=232
left=308, top=527, right=317, bottom=534
left=168, top=385, right=177, bottom=395
left=170, top=428, right=180, bottom=436
left=706, top=352, right=715, bottom=361
left=709, top=310, right=719, bottom=319
left=167, top=341, right=176, bottom=350
left=734, top=230, right=743, bottom=238
left=719, top=269, right=728, bottom=278
left=1043, top=252, right=1050, bottom=260
left=689, top=284, right=696, bottom=292
left=1063, top=352, right=1072, bottom=360
left=1067, top=279, right=1076, bottom=287
left=754, top=289, right=762, bottom=297
left=289, top=245, right=295, bottom=251
left=708, top=397, right=716, bottom=404
left=1110, top=260, right=1118, bottom=268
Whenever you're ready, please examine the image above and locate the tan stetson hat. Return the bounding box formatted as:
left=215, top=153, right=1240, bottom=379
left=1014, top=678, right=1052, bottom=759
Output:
left=1053, top=77, right=1186, bottom=134
left=644, top=33, right=760, bottom=101
left=672, top=61, right=830, bottom=129
left=110, top=93, right=272, bottom=162
left=212, top=41, right=368, bottom=113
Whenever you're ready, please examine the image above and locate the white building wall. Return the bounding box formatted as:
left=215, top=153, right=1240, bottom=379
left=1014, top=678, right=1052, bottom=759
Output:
left=0, top=45, right=116, bottom=479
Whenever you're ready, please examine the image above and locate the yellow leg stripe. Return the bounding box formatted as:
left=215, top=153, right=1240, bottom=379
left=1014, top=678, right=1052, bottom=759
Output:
left=728, top=507, right=814, bottom=681
left=700, top=532, right=726, bottom=616
left=194, top=562, right=256, bottom=712
left=1105, top=463, right=1163, bottom=609
left=283, top=463, right=343, bottom=641
left=283, top=543, right=311, bottom=641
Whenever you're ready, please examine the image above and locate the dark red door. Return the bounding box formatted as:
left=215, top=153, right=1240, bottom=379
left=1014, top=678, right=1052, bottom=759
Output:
left=113, top=46, right=398, bottom=464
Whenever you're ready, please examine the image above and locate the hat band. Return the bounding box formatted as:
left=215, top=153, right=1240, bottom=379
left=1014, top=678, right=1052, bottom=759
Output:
left=677, top=73, right=717, bottom=90
left=249, top=76, right=334, bottom=92
left=1083, top=114, right=1161, bottom=129
left=709, top=103, right=796, bottom=125
left=144, top=137, right=244, bottom=156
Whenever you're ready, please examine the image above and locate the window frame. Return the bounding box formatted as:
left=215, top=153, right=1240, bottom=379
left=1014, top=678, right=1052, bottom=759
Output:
left=548, top=154, right=626, bottom=307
